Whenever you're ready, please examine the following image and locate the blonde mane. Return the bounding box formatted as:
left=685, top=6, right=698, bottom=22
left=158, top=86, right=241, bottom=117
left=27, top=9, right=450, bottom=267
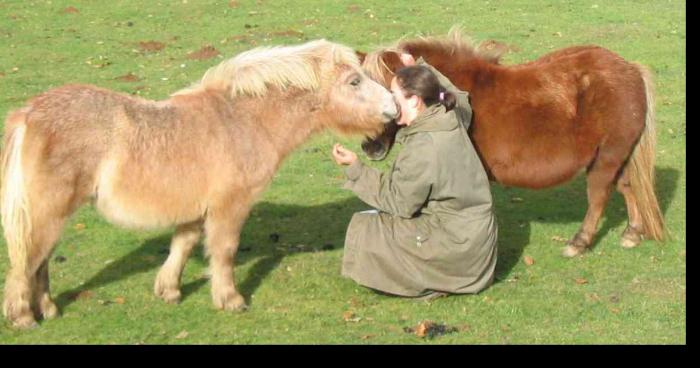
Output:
left=174, top=39, right=360, bottom=98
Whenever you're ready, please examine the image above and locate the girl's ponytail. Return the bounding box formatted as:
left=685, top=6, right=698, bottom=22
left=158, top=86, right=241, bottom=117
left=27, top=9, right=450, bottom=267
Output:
left=438, top=89, right=457, bottom=112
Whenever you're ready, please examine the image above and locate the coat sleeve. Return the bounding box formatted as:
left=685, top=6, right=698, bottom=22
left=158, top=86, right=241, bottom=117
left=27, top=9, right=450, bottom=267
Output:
left=343, top=134, right=435, bottom=218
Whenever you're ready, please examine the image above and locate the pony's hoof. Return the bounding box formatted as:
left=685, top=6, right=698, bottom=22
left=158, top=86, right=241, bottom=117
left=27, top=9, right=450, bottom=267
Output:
left=10, top=315, right=38, bottom=329
left=562, top=245, right=586, bottom=258
left=214, top=292, right=248, bottom=312
left=40, top=300, right=59, bottom=320
left=157, top=289, right=182, bottom=304
left=620, top=226, right=642, bottom=249
left=620, top=237, right=640, bottom=249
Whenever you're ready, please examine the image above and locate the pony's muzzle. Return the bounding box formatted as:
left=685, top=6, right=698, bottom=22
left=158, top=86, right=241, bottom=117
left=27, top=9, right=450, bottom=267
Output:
left=381, top=95, right=400, bottom=122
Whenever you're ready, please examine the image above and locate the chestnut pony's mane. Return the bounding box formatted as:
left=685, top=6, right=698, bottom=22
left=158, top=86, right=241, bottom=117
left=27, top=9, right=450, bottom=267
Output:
left=363, top=27, right=509, bottom=82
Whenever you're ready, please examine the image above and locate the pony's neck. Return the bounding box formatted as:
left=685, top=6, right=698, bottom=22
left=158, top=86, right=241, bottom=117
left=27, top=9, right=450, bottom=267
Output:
left=241, top=89, right=326, bottom=162
left=421, top=56, right=497, bottom=94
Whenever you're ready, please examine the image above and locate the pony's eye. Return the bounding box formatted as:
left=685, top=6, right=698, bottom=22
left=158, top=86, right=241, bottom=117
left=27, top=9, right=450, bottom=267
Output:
left=350, top=78, right=361, bottom=86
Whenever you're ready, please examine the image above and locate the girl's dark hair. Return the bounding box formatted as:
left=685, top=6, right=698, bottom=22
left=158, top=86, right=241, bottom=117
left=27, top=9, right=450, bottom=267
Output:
left=395, top=65, right=457, bottom=111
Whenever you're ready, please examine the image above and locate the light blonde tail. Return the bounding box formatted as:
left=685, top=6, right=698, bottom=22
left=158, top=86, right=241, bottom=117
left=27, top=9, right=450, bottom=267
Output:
left=628, top=64, right=666, bottom=241
left=1, top=111, right=32, bottom=275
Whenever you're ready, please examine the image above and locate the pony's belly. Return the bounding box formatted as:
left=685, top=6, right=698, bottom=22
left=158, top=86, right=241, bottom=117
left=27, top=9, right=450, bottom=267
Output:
left=94, top=158, right=207, bottom=229
left=95, top=191, right=205, bottom=230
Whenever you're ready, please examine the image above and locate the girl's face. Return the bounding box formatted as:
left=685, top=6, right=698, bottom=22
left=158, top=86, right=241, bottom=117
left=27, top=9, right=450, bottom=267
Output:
left=390, top=77, right=423, bottom=126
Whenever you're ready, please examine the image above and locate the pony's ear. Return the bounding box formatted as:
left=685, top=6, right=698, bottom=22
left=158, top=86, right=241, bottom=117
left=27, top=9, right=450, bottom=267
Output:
left=355, top=51, right=367, bottom=64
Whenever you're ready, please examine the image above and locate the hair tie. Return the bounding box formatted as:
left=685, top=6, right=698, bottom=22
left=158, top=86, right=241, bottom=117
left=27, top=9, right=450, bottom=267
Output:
left=439, top=92, right=445, bottom=101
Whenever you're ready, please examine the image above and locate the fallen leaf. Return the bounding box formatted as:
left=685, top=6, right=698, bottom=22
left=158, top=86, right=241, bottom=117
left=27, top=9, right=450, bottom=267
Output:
left=187, top=45, right=220, bottom=60
left=406, top=320, right=459, bottom=339
left=63, top=6, right=79, bottom=14
left=175, top=330, right=189, bottom=339
left=347, top=4, right=360, bottom=13
left=415, top=321, right=433, bottom=338
left=114, top=297, right=126, bottom=304
left=74, top=223, right=86, bottom=230
left=343, top=311, right=361, bottom=323
left=523, top=255, right=535, bottom=266
left=575, top=278, right=588, bottom=285
left=610, top=307, right=621, bottom=314
left=360, top=334, right=374, bottom=340
left=228, top=0, right=239, bottom=8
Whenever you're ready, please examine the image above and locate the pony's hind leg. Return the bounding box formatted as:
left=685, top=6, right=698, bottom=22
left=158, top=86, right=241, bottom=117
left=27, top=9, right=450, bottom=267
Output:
left=205, top=198, right=250, bottom=312
left=4, top=206, right=68, bottom=328
left=33, top=260, right=58, bottom=320
left=154, top=220, right=203, bottom=304
left=562, top=153, right=623, bottom=257
left=616, top=166, right=644, bottom=248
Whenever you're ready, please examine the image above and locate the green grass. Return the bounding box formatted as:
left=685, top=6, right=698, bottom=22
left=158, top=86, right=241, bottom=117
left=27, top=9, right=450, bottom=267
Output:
left=0, top=0, right=685, bottom=344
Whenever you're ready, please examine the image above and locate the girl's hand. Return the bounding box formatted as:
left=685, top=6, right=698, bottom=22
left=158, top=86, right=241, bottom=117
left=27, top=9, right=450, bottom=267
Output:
left=332, top=143, right=358, bottom=166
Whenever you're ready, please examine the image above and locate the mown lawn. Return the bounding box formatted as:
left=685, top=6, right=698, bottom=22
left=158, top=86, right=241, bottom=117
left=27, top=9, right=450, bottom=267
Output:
left=0, top=0, right=685, bottom=344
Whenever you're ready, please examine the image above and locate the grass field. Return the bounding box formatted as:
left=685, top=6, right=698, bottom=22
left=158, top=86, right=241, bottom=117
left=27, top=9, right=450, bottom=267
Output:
left=0, top=0, right=685, bottom=344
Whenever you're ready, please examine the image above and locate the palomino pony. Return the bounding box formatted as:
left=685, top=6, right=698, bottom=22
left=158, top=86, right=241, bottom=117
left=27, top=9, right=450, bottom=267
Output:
left=0, top=39, right=398, bottom=328
left=360, top=29, right=665, bottom=257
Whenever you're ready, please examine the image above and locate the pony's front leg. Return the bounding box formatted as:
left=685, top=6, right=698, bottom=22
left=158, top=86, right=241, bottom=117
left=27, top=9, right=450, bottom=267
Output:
left=205, top=203, right=249, bottom=312
left=154, top=221, right=203, bottom=304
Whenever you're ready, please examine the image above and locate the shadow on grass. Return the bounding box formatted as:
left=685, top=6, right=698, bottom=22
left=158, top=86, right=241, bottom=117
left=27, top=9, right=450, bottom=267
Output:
left=491, top=167, right=679, bottom=282
left=55, top=197, right=368, bottom=310
left=55, top=167, right=679, bottom=308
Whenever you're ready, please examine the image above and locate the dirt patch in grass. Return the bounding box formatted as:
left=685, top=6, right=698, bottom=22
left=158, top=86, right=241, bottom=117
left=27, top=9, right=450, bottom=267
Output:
left=139, top=41, right=166, bottom=52
left=187, top=45, right=220, bottom=60
left=115, top=73, right=140, bottom=82
left=63, top=6, right=80, bottom=14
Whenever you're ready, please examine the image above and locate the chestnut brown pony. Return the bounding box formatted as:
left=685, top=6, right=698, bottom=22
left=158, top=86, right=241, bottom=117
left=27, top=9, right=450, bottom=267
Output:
left=360, top=28, right=665, bottom=258
left=0, top=39, right=398, bottom=328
